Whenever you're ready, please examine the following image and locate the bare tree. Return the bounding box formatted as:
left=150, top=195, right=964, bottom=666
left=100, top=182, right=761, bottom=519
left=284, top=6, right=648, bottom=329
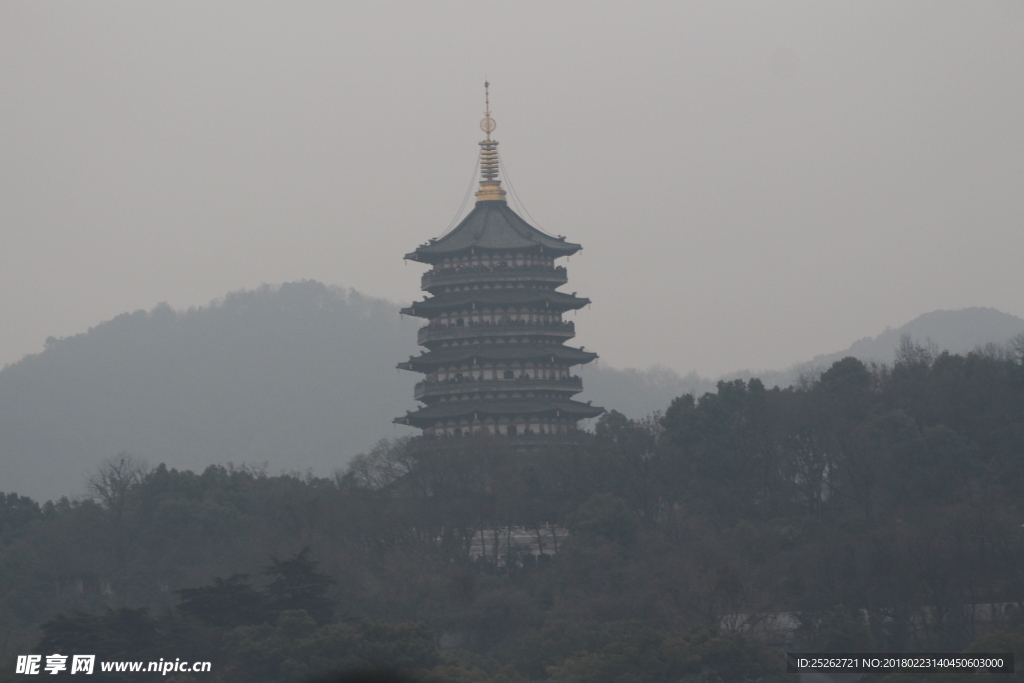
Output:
left=895, top=334, right=938, bottom=368
left=86, top=452, right=150, bottom=524
left=1010, top=332, right=1024, bottom=364
left=974, top=341, right=1015, bottom=361
left=340, top=438, right=414, bottom=491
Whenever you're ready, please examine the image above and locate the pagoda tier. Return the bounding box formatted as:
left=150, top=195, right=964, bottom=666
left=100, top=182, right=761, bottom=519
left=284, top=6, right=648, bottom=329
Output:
left=395, top=85, right=603, bottom=441
left=396, top=398, right=603, bottom=434
left=405, top=200, right=580, bottom=264
left=417, top=319, right=576, bottom=348
left=421, top=263, right=568, bottom=292
left=398, top=344, right=597, bottom=373
left=400, top=289, right=589, bottom=318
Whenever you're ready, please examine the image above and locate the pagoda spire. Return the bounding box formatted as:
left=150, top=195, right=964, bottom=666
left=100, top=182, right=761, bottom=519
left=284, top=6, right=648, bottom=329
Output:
left=475, top=81, right=507, bottom=203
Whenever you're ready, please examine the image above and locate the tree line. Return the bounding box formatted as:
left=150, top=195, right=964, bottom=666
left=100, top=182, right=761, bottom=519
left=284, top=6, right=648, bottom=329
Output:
left=2, top=338, right=1024, bottom=681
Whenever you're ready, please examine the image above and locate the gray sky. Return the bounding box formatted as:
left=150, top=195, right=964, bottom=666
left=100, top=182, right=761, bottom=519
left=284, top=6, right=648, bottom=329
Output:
left=2, top=1, right=1022, bottom=377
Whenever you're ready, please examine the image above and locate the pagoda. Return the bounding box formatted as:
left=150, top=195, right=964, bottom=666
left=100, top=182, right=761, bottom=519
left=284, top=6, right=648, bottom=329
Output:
left=394, top=84, right=603, bottom=442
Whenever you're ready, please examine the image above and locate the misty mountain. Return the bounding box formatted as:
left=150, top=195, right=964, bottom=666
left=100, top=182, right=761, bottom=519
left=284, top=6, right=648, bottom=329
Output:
left=2, top=281, right=1022, bottom=502
left=585, top=308, right=1024, bottom=418
left=726, top=307, right=1024, bottom=389
left=0, top=281, right=716, bottom=501
left=0, top=281, right=658, bottom=502
left=0, top=282, right=423, bottom=502
left=823, top=307, right=1024, bottom=364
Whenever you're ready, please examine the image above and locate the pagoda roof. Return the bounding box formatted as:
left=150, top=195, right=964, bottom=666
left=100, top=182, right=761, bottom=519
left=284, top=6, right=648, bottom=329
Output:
left=401, top=289, right=589, bottom=318
left=395, top=398, right=604, bottom=427
left=406, top=201, right=581, bottom=263
left=399, top=344, right=597, bottom=371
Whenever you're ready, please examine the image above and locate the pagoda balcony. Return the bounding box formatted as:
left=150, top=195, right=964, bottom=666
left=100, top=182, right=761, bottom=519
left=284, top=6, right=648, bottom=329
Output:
left=414, top=375, right=583, bottom=401
left=417, top=320, right=574, bottom=345
left=409, top=432, right=583, bottom=453
left=422, top=265, right=567, bottom=290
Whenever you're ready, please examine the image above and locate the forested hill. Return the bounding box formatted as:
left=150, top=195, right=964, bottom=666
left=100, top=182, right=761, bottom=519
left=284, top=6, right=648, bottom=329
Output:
left=0, top=282, right=421, bottom=502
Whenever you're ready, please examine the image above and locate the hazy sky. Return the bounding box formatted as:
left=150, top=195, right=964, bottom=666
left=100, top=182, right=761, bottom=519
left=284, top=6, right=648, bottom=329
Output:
left=2, top=1, right=1022, bottom=377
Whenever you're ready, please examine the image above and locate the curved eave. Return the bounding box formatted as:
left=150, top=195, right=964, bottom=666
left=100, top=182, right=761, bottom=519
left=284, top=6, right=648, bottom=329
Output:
left=405, top=201, right=581, bottom=263
left=394, top=398, right=604, bottom=427
left=401, top=290, right=590, bottom=318
left=397, top=345, right=598, bottom=372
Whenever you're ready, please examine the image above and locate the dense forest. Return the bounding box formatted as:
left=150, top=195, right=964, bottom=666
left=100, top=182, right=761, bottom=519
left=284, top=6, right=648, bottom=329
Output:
left=3, top=339, right=1024, bottom=681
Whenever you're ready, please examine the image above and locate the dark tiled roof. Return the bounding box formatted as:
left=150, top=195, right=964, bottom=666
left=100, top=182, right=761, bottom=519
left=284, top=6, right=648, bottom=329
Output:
left=401, top=289, right=589, bottom=317
left=398, top=344, right=597, bottom=371
left=406, top=201, right=581, bottom=262
left=396, top=398, right=604, bottom=426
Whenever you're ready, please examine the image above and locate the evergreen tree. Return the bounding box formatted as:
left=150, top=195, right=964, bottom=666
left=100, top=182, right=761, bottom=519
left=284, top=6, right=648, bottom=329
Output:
left=265, top=547, right=335, bottom=624
left=177, top=574, right=268, bottom=628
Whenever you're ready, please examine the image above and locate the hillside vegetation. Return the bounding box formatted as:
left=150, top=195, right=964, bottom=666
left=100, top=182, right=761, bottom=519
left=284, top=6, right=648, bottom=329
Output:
left=2, top=341, right=1024, bottom=681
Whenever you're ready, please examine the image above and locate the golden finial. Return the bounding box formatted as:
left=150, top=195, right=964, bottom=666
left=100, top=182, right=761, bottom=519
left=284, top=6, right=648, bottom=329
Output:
left=476, top=80, right=506, bottom=203
left=481, top=80, right=496, bottom=141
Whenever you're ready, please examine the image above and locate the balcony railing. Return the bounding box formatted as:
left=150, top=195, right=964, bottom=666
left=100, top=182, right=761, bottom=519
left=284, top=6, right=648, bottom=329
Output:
left=414, top=375, right=583, bottom=401
left=422, top=265, right=567, bottom=289
left=417, top=320, right=574, bottom=345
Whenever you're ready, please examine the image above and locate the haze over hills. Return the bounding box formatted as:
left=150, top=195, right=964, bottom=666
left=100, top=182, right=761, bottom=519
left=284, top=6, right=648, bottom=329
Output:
left=0, top=282, right=420, bottom=502
left=819, top=307, right=1024, bottom=366
left=2, top=281, right=1022, bottom=502
left=721, top=307, right=1024, bottom=392
left=581, top=307, right=1024, bottom=418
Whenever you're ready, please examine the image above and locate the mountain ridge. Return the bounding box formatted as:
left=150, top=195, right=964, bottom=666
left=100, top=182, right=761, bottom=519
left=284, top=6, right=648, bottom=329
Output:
left=2, top=282, right=1021, bottom=501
